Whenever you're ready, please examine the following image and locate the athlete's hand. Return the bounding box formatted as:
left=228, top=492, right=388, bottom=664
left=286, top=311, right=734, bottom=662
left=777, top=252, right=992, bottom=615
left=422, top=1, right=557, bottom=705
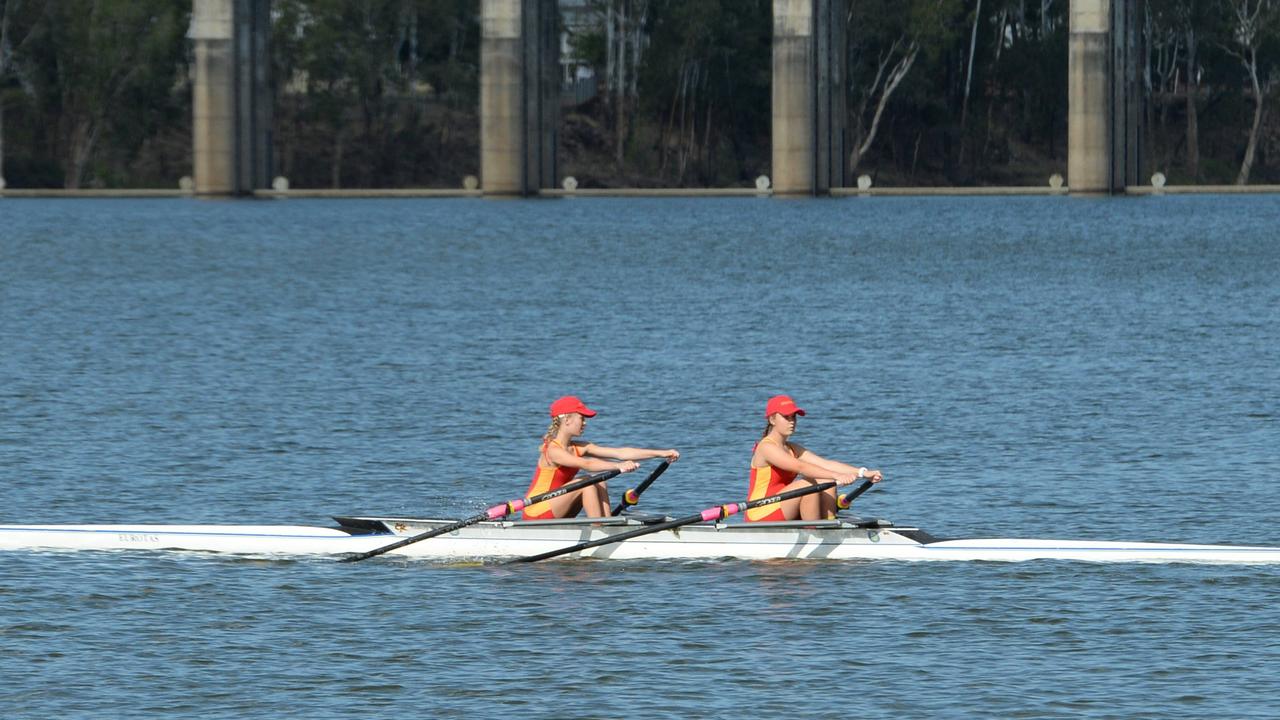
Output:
left=858, top=467, right=883, bottom=483
left=661, top=449, right=681, bottom=462
left=833, top=472, right=860, bottom=486
left=616, top=460, right=640, bottom=473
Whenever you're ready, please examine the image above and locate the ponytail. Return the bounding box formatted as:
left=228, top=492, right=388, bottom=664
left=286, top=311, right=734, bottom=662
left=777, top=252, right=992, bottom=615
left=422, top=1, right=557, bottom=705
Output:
left=543, top=416, right=564, bottom=443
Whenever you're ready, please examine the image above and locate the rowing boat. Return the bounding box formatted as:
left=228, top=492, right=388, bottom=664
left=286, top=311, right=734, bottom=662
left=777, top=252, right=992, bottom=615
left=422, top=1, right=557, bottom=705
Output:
left=3, top=513, right=1280, bottom=563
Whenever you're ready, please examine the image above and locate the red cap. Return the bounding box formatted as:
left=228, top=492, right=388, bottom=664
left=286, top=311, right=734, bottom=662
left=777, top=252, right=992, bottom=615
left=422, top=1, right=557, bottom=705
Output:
left=550, top=395, right=597, bottom=418
left=765, top=395, right=806, bottom=418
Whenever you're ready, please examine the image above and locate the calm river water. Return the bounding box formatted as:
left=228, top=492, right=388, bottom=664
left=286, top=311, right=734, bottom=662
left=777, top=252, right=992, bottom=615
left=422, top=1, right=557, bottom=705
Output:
left=2, top=196, right=1279, bottom=718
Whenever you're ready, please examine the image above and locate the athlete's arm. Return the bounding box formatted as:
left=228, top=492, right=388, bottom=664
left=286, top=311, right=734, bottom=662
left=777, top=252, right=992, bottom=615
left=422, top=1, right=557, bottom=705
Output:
left=582, top=444, right=680, bottom=463
left=546, top=442, right=639, bottom=473
left=795, top=448, right=882, bottom=482
left=758, top=441, right=858, bottom=485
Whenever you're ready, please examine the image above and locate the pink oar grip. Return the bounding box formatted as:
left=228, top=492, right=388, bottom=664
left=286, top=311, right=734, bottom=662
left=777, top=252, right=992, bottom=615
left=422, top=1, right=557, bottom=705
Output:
left=488, top=500, right=520, bottom=519
left=700, top=507, right=722, bottom=522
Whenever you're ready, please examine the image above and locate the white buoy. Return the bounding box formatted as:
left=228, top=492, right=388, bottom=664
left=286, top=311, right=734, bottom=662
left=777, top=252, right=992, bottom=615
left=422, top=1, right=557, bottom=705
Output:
left=272, top=176, right=289, bottom=192
left=1049, top=173, right=1064, bottom=189
left=857, top=175, right=872, bottom=193
left=755, top=175, right=771, bottom=191
left=0, top=176, right=6, bottom=190
left=1151, top=172, right=1166, bottom=189
left=563, top=176, right=579, bottom=191
left=178, top=176, right=194, bottom=192
left=463, top=175, right=479, bottom=190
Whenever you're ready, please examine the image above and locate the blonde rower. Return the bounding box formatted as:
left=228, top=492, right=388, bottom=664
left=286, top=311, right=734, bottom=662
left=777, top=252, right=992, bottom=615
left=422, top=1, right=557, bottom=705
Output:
left=747, top=395, right=882, bottom=521
left=521, top=396, right=680, bottom=520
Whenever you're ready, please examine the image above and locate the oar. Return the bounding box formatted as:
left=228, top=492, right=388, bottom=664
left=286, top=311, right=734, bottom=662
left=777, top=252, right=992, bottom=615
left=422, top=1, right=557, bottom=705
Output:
left=836, top=479, right=875, bottom=511
left=611, top=460, right=671, bottom=515
left=342, top=469, right=621, bottom=562
left=509, top=481, right=836, bottom=564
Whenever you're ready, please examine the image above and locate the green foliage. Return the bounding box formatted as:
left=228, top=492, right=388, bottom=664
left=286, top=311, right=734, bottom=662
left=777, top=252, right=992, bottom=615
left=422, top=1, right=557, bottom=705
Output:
left=272, top=0, right=479, bottom=187
left=563, top=0, right=771, bottom=186
left=2, top=0, right=190, bottom=187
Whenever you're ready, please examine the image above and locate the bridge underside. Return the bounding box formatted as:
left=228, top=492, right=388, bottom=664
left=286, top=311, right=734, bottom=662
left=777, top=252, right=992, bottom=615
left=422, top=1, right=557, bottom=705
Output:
left=188, top=0, right=1142, bottom=196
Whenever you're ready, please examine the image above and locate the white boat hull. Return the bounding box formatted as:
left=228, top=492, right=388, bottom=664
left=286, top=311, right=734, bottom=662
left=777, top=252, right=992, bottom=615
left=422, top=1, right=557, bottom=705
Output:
left=3, top=516, right=1280, bottom=564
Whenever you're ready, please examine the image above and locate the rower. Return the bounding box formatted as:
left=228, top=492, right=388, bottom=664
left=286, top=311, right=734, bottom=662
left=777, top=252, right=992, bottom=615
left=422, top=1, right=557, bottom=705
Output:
left=747, top=395, right=882, bottom=521
left=521, top=396, right=680, bottom=520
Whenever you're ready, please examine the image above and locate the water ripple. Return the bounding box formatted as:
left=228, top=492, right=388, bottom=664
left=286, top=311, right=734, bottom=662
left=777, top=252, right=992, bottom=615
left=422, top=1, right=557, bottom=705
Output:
left=3, top=197, right=1280, bottom=717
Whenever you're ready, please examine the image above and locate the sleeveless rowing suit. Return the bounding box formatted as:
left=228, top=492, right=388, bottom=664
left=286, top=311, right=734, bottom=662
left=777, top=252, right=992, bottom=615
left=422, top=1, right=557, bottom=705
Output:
left=746, top=436, right=798, bottom=522
left=521, top=440, right=586, bottom=520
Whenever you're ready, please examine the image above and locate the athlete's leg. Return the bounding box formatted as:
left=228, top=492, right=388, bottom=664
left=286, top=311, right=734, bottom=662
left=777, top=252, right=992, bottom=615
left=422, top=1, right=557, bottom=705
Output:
left=539, top=490, right=586, bottom=519
left=818, top=484, right=839, bottom=519
left=581, top=481, right=612, bottom=518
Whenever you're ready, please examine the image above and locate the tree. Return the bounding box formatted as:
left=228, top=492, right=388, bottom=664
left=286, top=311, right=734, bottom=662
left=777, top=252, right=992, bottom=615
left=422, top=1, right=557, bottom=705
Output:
left=568, top=0, right=771, bottom=186
left=846, top=0, right=959, bottom=174
left=0, top=0, right=12, bottom=186
left=1146, top=0, right=1231, bottom=181
left=17, top=0, right=187, bottom=188
left=272, top=0, right=478, bottom=188
left=0, top=0, right=40, bottom=187
left=1177, top=1, right=1219, bottom=179
left=1221, top=0, right=1280, bottom=183
left=606, top=0, right=649, bottom=166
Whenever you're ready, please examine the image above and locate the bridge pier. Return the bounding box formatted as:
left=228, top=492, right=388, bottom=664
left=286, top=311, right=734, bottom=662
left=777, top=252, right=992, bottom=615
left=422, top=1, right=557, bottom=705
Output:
left=480, top=0, right=559, bottom=196
left=1068, top=0, right=1142, bottom=194
left=189, top=0, right=271, bottom=196
left=772, top=0, right=846, bottom=195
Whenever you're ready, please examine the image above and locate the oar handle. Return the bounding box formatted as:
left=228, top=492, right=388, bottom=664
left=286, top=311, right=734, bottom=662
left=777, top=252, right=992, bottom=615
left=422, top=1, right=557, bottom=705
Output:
left=706, top=481, right=838, bottom=523
left=611, top=461, right=671, bottom=515
left=836, top=479, right=875, bottom=510
left=500, top=468, right=622, bottom=518
left=511, top=481, right=835, bottom=564
left=342, top=469, right=620, bottom=563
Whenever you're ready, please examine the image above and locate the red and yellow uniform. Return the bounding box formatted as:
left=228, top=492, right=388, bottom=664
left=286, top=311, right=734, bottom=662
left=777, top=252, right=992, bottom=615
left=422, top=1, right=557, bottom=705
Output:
left=746, top=436, right=798, bottom=522
left=521, top=440, right=586, bottom=520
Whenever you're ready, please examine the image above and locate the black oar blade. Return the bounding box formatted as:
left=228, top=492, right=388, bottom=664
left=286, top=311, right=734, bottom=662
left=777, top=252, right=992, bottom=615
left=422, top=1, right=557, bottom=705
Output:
left=342, top=469, right=620, bottom=563
left=611, top=460, right=671, bottom=516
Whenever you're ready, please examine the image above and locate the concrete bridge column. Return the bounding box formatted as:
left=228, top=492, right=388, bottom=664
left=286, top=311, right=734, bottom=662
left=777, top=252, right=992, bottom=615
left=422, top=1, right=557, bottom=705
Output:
left=814, top=0, right=847, bottom=192
left=772, top=0, right=815, bottom=195
left=481, top=0, right=558, bottom=196
left=189, top=0, right=271, bottom=196
left=772, top=0, right=846, bottom=195
left=190, top=0, right=235, bottom=195
left=1068, top=0, right=1142, bottom=194
left=1110, top=0, right=1143, bottom=189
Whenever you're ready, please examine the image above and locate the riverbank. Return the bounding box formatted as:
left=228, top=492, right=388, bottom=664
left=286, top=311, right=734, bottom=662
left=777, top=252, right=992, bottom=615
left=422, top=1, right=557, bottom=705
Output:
left=5, top=184, right=1280, bottom=198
